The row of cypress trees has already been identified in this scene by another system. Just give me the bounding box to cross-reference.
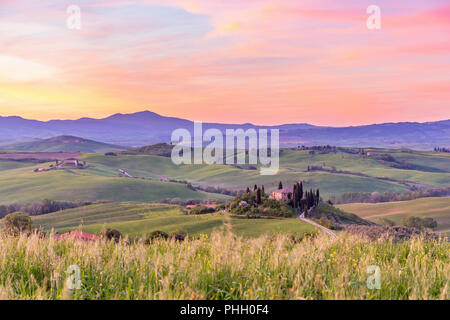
[277,180,320,212]
[292,182,319,212]
[245,184,266,205]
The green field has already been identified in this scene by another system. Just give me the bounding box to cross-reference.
[338,197,450,235]
[32,202,316,238]
[0,160,33,172]
[1,147,449,211]
[0,164,225,205]
[81,148,450,197]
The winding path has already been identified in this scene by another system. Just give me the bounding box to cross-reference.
[299,217,338,239]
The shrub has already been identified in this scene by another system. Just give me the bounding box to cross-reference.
[189,205,215,215]
[313,217,335,230]
[3,212,32,235]
[100,228,122,242]
[145,230,169,243]
[423,218,438,229]
[170,228,187,241]
[377,217,396,226]
[403,216,438,230]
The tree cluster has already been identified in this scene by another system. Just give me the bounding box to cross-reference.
[291,182,320,213]
[434,147,450,153]
[229,185,292,217]
[189,205,216,215]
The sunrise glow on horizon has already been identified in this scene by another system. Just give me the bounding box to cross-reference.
[0,0,449,126]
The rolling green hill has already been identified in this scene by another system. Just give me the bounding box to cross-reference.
[337,197,450,235]
[1,146,448,240]
[309,202,375,226]
[81,147,450,199]
[120,142,174,156]
[1,135,127,153]
[0,147,448,207]
[32,202,316,238]
[0,159,34,171]
[0,164,226,205]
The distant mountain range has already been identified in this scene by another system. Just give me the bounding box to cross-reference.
[0,111,449,150]
[0,135,127,153]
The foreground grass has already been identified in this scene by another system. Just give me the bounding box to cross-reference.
[0,230,448,300]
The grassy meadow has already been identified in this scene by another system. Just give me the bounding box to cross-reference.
[0,164,225,205]
[1,147,449,204]
[31,203,316,239]
[82,148,450,194]
[338,197,450,236]
[82,151,413,197]
[0,230,447,300]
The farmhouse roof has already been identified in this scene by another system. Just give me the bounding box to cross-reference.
[186,204,217,209]
[272,188,292,194]
[54,230,99,242]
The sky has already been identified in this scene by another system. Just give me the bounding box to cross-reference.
[0,0,449,125]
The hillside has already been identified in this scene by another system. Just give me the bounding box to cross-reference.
[32,202,316,238]
[308,202,376,227]
[0,111,449,149]
[121,142,174,156]
[1,135,126,153]
[82,148,450,199]
[338,197,450,235]
[0,146,448,206]
[0,164,226,205]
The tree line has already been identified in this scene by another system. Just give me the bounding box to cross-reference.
[331,187,450,204]
[0,199,96,218]
[434,147,450,153]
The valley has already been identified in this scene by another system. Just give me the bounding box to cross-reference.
[1,139,449,239]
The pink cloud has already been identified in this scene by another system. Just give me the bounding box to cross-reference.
[0,0,449,125]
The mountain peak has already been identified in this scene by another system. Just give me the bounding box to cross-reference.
[0,112,448,150]
[2,135,126,152]
[106,110,162,120]
[47,135,89,142]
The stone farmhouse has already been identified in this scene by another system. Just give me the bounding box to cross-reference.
[269,188,293,201]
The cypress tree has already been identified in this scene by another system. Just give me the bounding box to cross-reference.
[261,185,265,195]
[278,181,283,190]
[256,188,262,204]
[254,184,258,191]
[292,184,298,209]
[299,181,303,200]
[295,182,300,208]
[305,191,309,210]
